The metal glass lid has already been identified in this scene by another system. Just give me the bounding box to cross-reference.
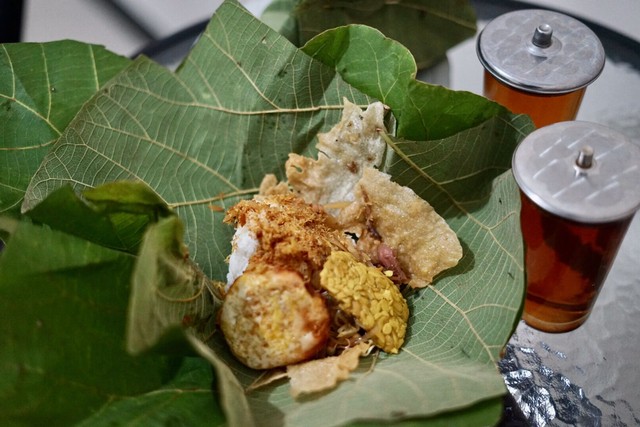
[477,9,605,94]
[512,121,640,223]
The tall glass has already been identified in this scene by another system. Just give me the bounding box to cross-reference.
[512,121,640,333]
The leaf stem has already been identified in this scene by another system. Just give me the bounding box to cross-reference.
[168,187,259,209]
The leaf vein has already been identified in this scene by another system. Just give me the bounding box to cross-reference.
[88,45,100,91]
[85,120,241,194]
[427,287,496,363]
[40,44,53,120]
[201,31,279,109]
[2,44,16,98]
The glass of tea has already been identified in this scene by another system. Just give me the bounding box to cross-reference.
[477,9,605,128]
[512,122,640,333]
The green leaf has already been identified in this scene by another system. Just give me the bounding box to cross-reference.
[294,0,477,69]
[186,333,255,427]
[83,180,172,215]
[352,396,504,426]
[15,0,531,425]
[76,357,225,427]
[25,182,172,253]
[0,41,130,215]
[121,196,251,425]
[0,217,179,427]
[127,215,218,356]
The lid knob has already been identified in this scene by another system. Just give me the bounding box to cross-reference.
[576,146,594,169]
[532,24,553,48]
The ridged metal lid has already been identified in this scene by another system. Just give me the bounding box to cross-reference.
[512,121,640,223]
[477,9,605,94]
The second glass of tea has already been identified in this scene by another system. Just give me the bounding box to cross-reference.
[512,121,640,333]
[477,9,605,128]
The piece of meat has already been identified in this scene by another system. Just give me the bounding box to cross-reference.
[377,243,409,283]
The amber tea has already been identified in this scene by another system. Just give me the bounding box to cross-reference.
[483,71,586,128]
[519,193,633,332]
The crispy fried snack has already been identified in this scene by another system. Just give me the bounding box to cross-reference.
[286,100,387,207]
[340,168,463,288]
[287,342,371,397]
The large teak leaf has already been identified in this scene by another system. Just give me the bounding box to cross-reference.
[0,41,129,215]
[25,182,173,253]
[302,24,508,141]
[17,0,531,425]
[126,215,218,356]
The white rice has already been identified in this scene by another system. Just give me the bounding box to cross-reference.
[226,225,258,292]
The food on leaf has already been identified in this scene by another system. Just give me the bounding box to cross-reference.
[286,100,387,206]
[221,194,353,370]
[223,194,356,288]
[221,194,365,370]
[219,101,462,393]
[320,251,408,354]
[220,268,330,370]
[287,342,371,397]
[340,167,463,288]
